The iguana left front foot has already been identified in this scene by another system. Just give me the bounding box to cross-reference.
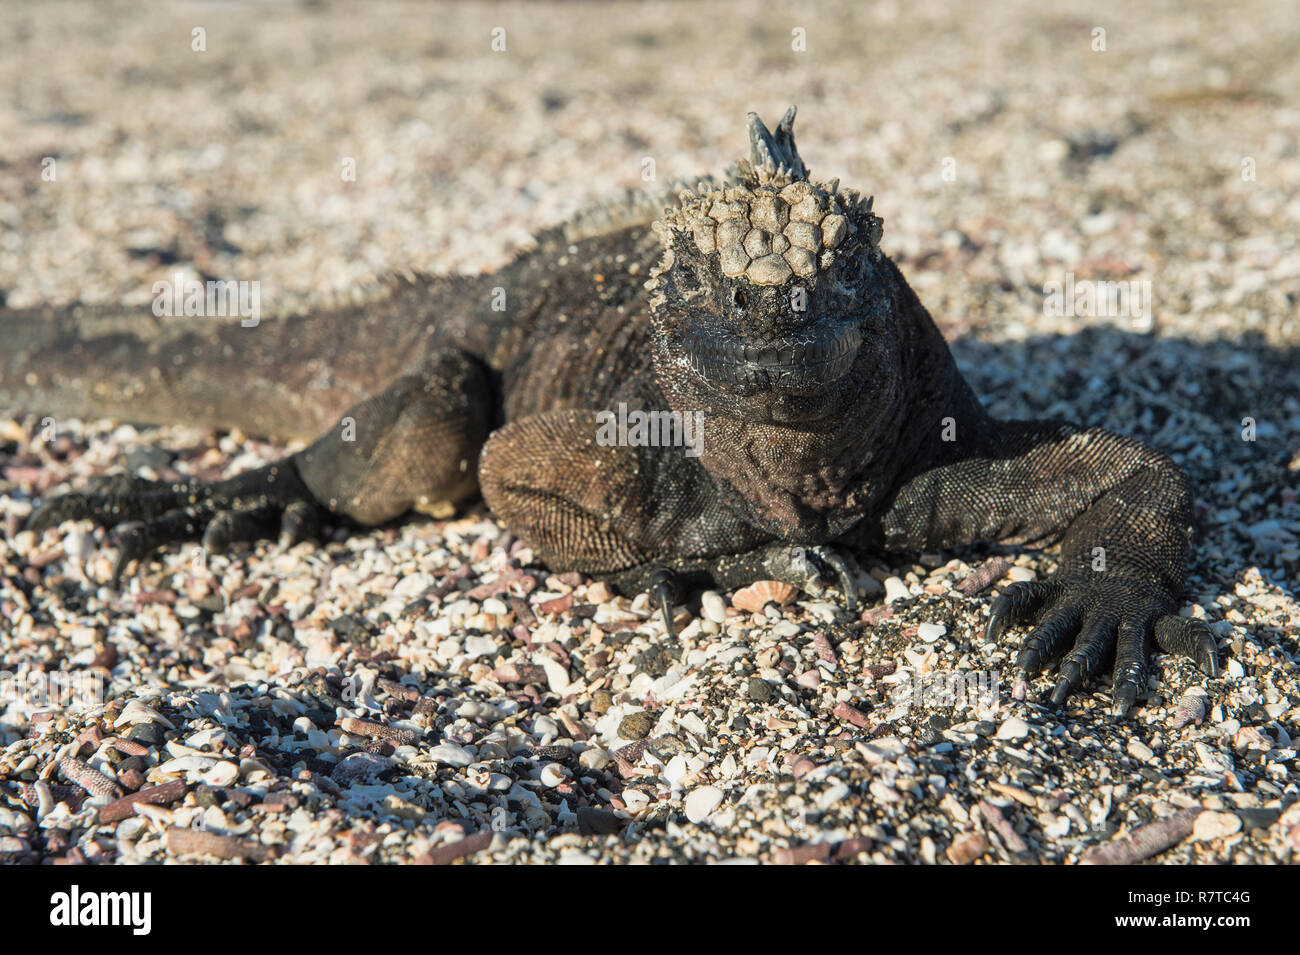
[988,575,1220,716]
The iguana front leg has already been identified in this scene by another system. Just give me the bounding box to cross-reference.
[874,420,1219,716]
[478,409,857,634]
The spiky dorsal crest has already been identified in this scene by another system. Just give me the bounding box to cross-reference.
[730,106,809,188]
[648,108,883,299]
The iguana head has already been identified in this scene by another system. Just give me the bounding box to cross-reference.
[647,107,890,427]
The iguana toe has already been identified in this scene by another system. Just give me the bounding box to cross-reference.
[278,499,321,548]
[648,567,680,639]
[764,543,858,612]
[803,545,857,615]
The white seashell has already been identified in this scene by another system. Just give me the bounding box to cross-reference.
[796,669,820,689]
[156,755,219,776]
[869,779,904,804]
[818,783,851,810]
[457,701,484,719]
[393,572,434,598]
[64,528,92,562]
[427,743,474,767]
[684,785,724,823]
[1127,739,1155,762]
[540,657,572,694]
[883,576,911,604]
[239,757,272,781]
[1234,726,1272,751]
[185,728,228,751]
[904,647,937,675]
[1195,742,1232,775]
[1172,687,1207,729]
[463,635,497,658]
[115,700,175,729]
[579,748,609,771]
[664,754,689,786]
[1043,815,1070,838]
[32,780,54,823]
[199,761,240,787]
[700,591,728,624]
[540,763,568,787]
[115,817,148,842]
[917,622,946,643]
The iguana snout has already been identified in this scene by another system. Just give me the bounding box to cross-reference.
[681,321,862,395]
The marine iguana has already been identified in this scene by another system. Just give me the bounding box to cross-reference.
[3,107,1219,715]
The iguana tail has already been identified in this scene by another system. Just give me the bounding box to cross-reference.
[0,289,430,442]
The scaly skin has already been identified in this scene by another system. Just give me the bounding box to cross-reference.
[6,108,1218,716]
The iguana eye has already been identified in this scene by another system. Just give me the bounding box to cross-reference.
[731,288,747,309]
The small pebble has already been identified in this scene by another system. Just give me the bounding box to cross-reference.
[1193,811,1243,841]
[1127,739,1154,763]
[618,711,656,741]
[996,717,1029,741]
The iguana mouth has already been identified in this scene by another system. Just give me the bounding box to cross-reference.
[683,324,861,392]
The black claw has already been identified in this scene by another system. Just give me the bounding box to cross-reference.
[1014,606,1083,681]
[279,500,320,548]
[25,506,54,533]
[1048,662,1082,708]
[986,609,1008,643]
[201,514,233,553]
[1200,645,1220,678]
[28,460,322,587]
[1111,680,1138,718]
[26,497,87,532]
[985,580,1057,645]
[1110,616,1155,719]
[109,522,146,587]
[1154,616,1221,677]
[201,505,279,553]
[649,567,678,639]
[1012,645,1039,675]
[808,547,857,614]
